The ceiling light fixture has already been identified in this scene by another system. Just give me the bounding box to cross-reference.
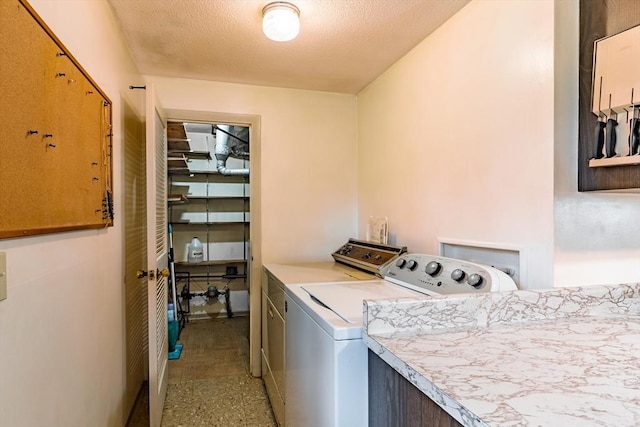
[262,2,300,42]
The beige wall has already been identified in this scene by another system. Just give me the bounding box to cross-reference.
[1,1,637,426]
[146,76,359,264]
[0,6,357,424]
[0,0,143,426]
[357,0,639,289]
[146,79,357,379]
[357,0,555,289]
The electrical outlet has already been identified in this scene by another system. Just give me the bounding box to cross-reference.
[0,252,6,301]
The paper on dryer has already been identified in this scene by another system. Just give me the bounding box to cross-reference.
[367,216,388,244]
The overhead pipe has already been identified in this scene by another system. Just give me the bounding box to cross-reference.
[215,125,249,159]
[214,125,249,176]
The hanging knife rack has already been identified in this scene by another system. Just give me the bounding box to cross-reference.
[589,25,640,168]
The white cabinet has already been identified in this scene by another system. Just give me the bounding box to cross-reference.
[261,268,285,426]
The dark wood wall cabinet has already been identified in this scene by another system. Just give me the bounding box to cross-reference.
[579,0,640,191]
[368,350,463,427]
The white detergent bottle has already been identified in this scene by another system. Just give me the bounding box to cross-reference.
[188,237,204,263]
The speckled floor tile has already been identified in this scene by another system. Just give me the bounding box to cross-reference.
[127,316,276,427]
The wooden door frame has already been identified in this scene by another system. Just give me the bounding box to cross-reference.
[165,109,262,377]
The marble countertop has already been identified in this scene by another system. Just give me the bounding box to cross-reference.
[363,283,640,427]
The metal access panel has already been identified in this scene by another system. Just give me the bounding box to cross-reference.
[439,240,521,288]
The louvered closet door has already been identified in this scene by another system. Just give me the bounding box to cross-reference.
[123,100,147,423]
[145,83,169,427]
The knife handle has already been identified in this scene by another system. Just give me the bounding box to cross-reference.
[605,118,617,158]
[631,118,640,155]
[595,121,606,159]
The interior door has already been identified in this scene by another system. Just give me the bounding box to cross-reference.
[145,83,169,427]
[123,99,147,423]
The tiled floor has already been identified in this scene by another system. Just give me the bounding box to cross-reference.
[127,316,276,427]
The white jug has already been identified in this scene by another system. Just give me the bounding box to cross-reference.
[188,237,204,263]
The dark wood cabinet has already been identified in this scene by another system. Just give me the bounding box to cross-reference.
[578,0,640,191]
[368,350,463,427]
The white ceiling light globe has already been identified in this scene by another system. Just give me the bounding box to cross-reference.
[262,2,300,42]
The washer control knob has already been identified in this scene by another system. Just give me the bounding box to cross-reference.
[407,260,418,271]
[468,273,484,288]
[395,258,407,268]
[363,252,372,259]
[425,261,442,276]
[451,269,466,282]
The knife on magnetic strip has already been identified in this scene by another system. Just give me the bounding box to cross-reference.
[595,117,606,159]
[631,109,640,155]
[605,115,618,158]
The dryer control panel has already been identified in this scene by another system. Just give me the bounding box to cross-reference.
[332,238,406,277]
[385,254,517,295]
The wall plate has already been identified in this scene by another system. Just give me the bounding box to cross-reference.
[438,239,522,288]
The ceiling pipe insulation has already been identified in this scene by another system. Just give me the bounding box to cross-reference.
[214,125,250,176]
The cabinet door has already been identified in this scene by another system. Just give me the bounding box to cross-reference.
[267,297,285,396]
[368,350,463,427]
[145,83,169,427]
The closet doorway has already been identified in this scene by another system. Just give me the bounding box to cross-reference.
[165,109,262,377]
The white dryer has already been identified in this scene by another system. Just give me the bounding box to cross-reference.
[284,253,517,427]
[261,239,406,426]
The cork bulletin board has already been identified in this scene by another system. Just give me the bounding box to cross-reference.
[0,0,113,239]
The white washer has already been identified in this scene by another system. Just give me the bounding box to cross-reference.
[284,253,517,427]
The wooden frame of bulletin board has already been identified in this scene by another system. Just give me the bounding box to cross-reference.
[0,0,114,239]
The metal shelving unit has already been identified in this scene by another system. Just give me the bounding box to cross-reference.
[167,121,250,319]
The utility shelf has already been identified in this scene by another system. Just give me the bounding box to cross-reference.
[169,170,221,176]
[167,121,212,159]
[168,138,190,151]
[168,154,188,171]
[170,220,250,225]
[167,120,250,320]
[169,150,212,160]
[174,273,247,280]
[168,194,248,203]
[174,259,247,267]
[168,144,211,160]
[168,194,189,204]
[178,195,249,200]
[168,121,188,140]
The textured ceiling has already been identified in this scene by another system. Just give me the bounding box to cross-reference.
[107,0,470,94]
